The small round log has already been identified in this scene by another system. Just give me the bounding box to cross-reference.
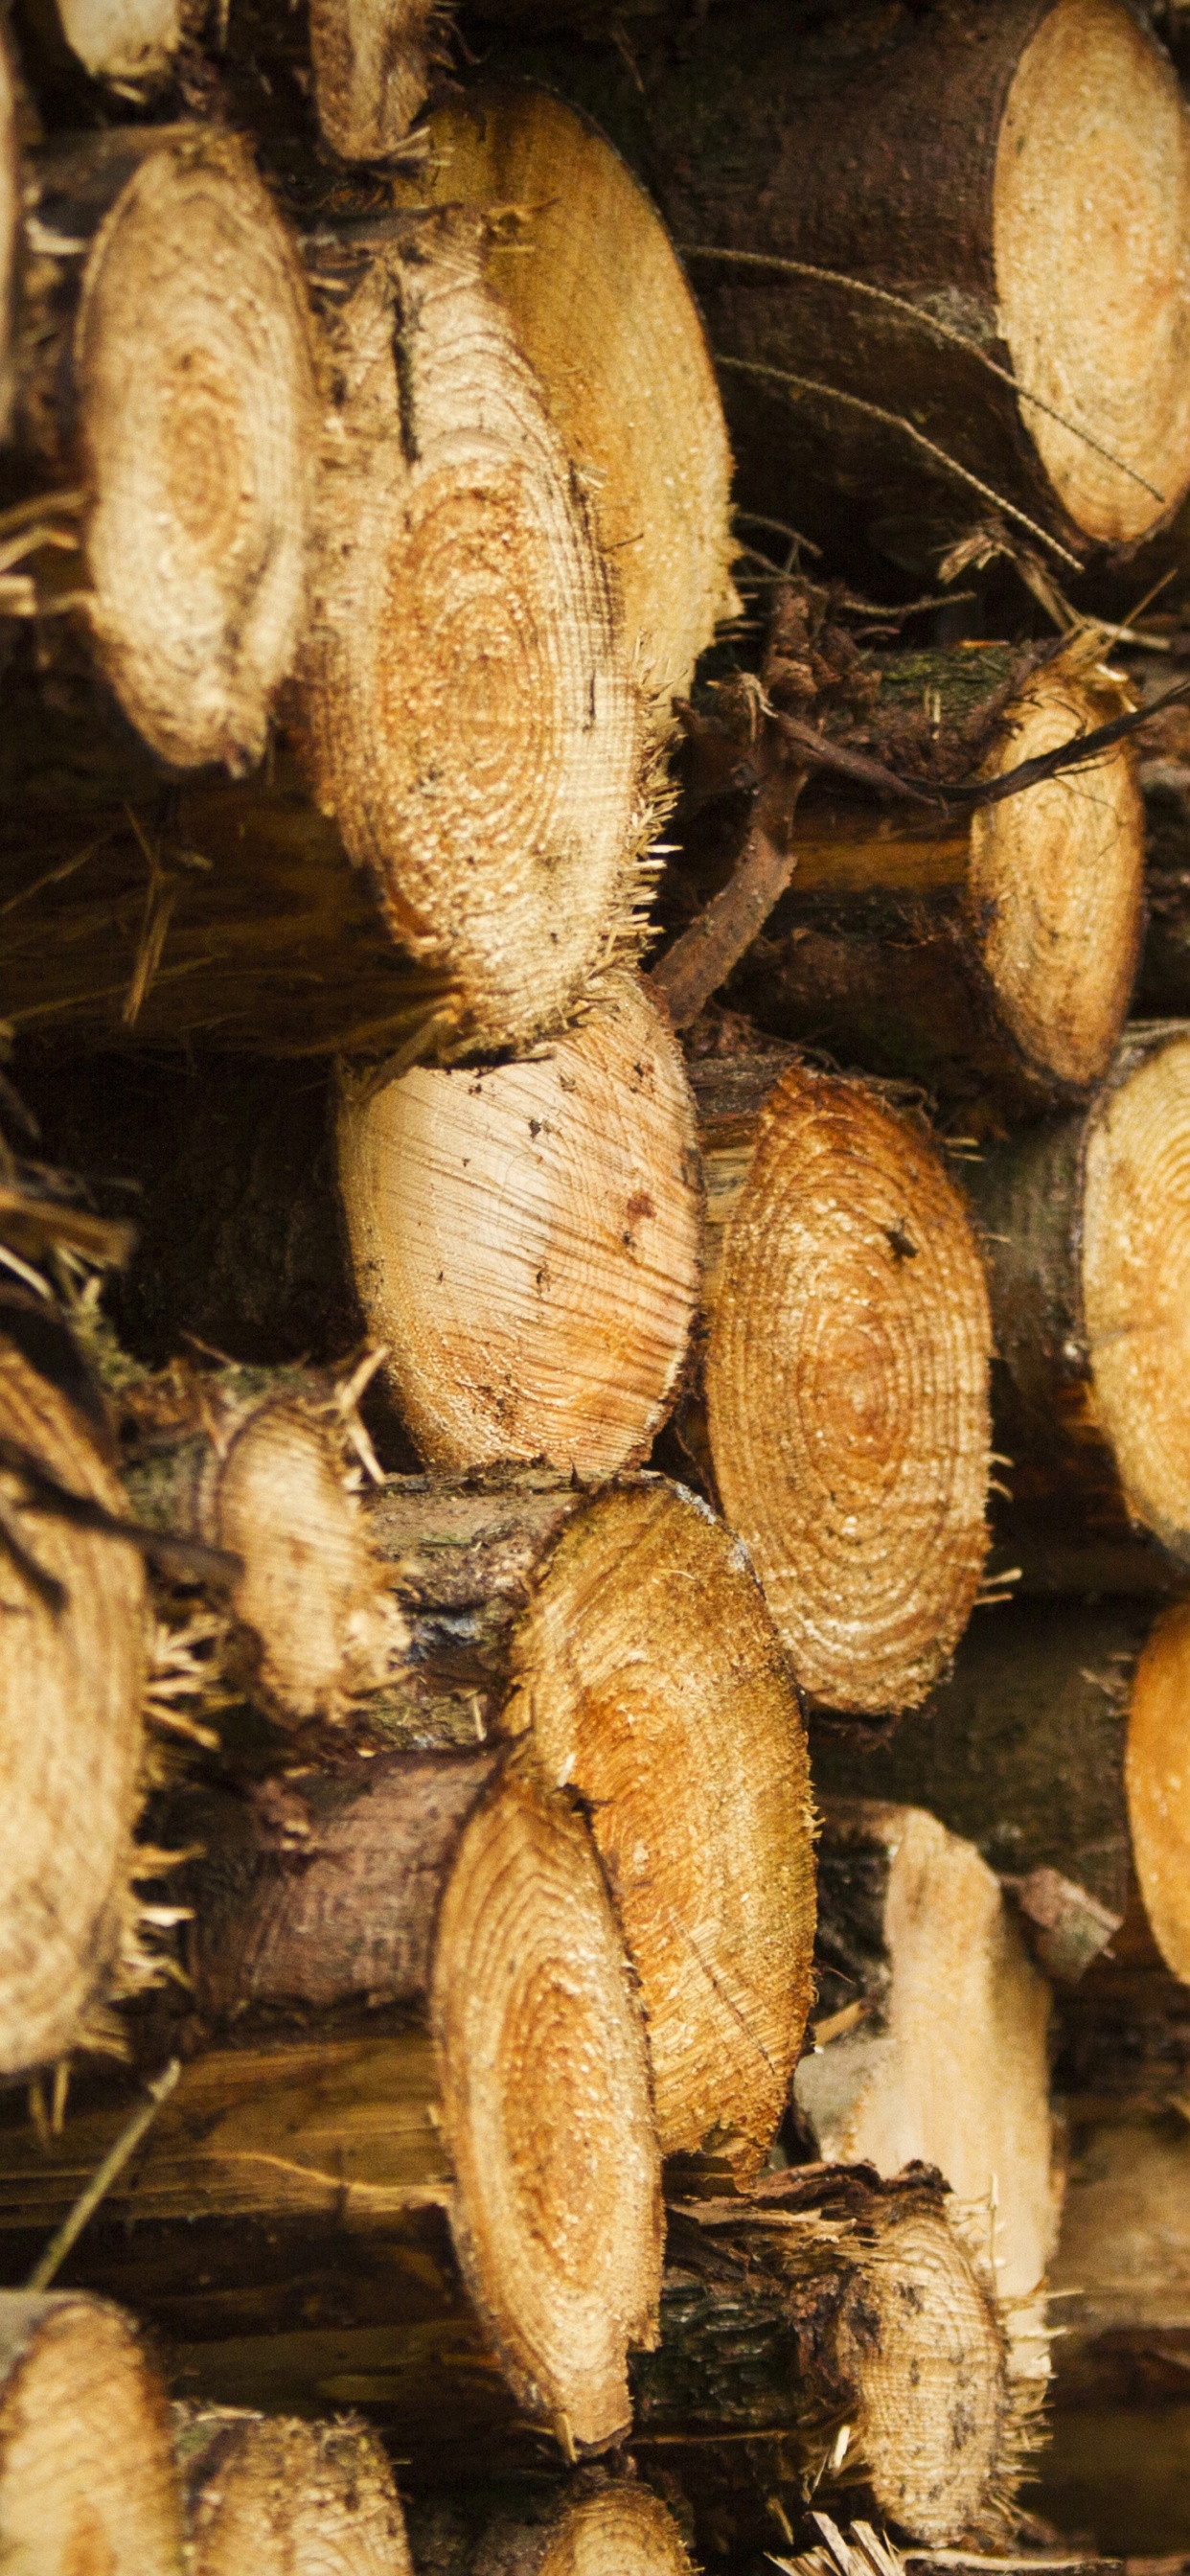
[298,208,650,1058]
[794,1799,1058,2327]
[407,2479,695,2576]
[309,0,441,157]
[177,2404,412,2574]
[1125,1601,1190,1990]
[0,2290,182,2574]
[0,1331,154,2076]
[36,0,192,85]
[734,645,1144,1116]
[389,86,735,716]
[692,1047,992,1716]
[336,971,702,1480]
[963,1023,1190,1565]
[633,2165,1018,2553]
[18,127,320,772]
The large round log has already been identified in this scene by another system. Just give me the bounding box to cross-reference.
[336,971,702,1480]
[483,0,1190,566]
[390,86,735,717]
[0,1330,158,2076]
[690,1046,992,1716]
[730,644,1144,1117]
[177,2405,412,2574]
[17,126,319,773]
[296,208,650,1058]
[794,1800,1058,2334]
[963,1024,1190,1565]
[0,2291,182,2574]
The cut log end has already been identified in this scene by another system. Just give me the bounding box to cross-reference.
[52,0,187,84]
[0,2292,181,2575]
[301,218,649,1057]
[432,1770,662,2454]
[993,0,1190,546]
[77,129,318,772]
[392,88,736,716]
[178,2405,413,2573]
[505,1480,815,2169]
[202,1392,408,1727]
[705,1070,992,1715]
[336,971,702,1481]
[836,2207,1011,2546]
[1081,1033,1190,1556]
[309,0,440,158]
[0,1339,150,2076]
[967,653,1144,1091]
[482,2484,697,2576]
[1127,1599,1190,1984]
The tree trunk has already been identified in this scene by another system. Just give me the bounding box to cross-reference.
[14,126,320,774]
[335,969,702,1482]
[687,1044,993,1718]
[0,1328,164,2078]
[131,1463,815,2174]
[807,1601,1168,1975]
[631,2165,1020,2554]
[792,1801,1058,2335]
[405,2476,696,2576]
[176,2404,413,2573]
[106,1346,408,1729]
[0,1749,663,2458]
[466,0,1190,566]
[388,84,736,715]
[961,1024,1190,1567]
[0,2289,183,2574]
[294,207,650,1062]
[727,645,1144,1119]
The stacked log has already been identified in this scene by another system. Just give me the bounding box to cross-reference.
[9,0,1190,2563]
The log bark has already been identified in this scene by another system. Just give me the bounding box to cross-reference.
[688,1045,993,1717]
[0,1328,164,2077]
[406,2477,696,2576]
[631,2165,1019,2553]
[14,126,320,773]
[2,1749,663,2456]
[0,2289,183,2574]
[389,84,736,715]
[727,644,1144,1119]
[469,0,1190,566]
[807,1602,1169,1978]
[793,1802,1058,2332]
[149,1465,815,2174]
[335,970,702,1482]
[176,2404,413,2573]
[961,1024,1190,1566]
[295,207,651,1060]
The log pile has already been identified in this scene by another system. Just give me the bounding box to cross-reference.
[4,0,1190,2566]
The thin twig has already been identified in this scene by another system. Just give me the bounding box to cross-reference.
[715,354,1084,571]
[688,245,1162,500]
[27,2059,181,2290]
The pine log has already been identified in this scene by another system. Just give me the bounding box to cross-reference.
[335,970,702,1480]
[807,1602,1174,1977]
[152,1466,815,2173]
[4,1749,663,2455]
[177,2404,412,2573]
[294,207,651,1060]
[389,84,736,714]
[26,0,196,89]
[0,2289,183,2574]
[406,2477,696,2576]
[962,1024,1190,1566]
[793,1802,1058,2333]
[631,2165,1019,2553]
[688,1046,992,1716]
[475,0,1190,565]
[0,1329,165,2077]
[14,126,320,773]
[109,1348,409,1728]
[729,645,1144,1117]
